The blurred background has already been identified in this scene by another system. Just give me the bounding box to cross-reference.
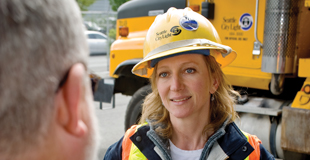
[77,0,128,55]
[77,0,131,159]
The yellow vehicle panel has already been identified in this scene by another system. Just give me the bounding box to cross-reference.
[110,38,144,77]
[292,78,310,109]
[223,66,271,90]
[210,0,266,68]
[110,16,155,76]
[210,0,270,90]
[298,58,310,77]
[306,0,310,7]
[292,59,310,109]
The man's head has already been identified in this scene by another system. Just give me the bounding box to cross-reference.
[0,0,99,159]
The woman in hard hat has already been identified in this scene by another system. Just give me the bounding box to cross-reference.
[104,7,274,160]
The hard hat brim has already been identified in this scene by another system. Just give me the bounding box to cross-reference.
[132,45,237,78]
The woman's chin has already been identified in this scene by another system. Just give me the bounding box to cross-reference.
[170,111,192,119]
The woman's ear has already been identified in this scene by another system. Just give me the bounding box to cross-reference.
[210,77,219,94]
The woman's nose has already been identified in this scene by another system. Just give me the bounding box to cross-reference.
[170,74,184,91]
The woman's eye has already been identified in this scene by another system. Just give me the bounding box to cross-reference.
[185,68,195,74]
[159,72,168,77]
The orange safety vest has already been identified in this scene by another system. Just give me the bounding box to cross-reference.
[122,124,262,160]
[243,131,261,160]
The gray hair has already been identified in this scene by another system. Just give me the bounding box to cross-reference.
[0,0,89,155]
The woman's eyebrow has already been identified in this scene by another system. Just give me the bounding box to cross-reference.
[180,61,199,66]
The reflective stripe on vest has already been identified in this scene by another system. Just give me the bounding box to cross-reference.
[242,131,261,160]
[122,124,147,160]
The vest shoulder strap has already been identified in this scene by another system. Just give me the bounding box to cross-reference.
[122,125,139,160]
[122,124,148,160]
[242,131,261,160]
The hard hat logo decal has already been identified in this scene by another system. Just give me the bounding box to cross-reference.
[170,26,182,35]
[239,13,253,31]
[179,16,198,31]
[155,30,172,41]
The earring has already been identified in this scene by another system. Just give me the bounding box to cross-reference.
[211,94,215,101]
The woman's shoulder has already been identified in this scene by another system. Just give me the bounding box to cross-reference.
[245,132,275,160]
[124,123,150,142]
[103,136,124,160]
[239,129,275,160]
[103,124,150,160]
[221,122,275,160]
[125,123,149,134]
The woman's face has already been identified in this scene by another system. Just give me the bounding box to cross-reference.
[156,54,217,120]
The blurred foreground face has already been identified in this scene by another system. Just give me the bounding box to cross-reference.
[156,54,215,120]
[0,0,100,159]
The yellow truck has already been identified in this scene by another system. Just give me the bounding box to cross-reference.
[92,0,310,159]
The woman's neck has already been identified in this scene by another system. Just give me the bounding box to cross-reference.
[169,113,212,150]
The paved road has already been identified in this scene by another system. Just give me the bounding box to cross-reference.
[88,54,109,75]
[93,95,131,160]
[88,55,131,160]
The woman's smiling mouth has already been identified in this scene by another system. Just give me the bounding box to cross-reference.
[170,96,192,102]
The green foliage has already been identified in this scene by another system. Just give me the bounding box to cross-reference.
[76,0,97,11]
[109,0,130,11]
[109,28,116,40]
[108,28,116,46]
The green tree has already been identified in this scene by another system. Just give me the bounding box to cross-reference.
[109,28,116,40]
[109,0,130,11]
[76,0,97,11]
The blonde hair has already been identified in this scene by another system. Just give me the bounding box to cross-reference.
[139,55,239,139]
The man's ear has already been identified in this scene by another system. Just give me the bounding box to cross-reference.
[210,76,219,94]
[56,63,88,137]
